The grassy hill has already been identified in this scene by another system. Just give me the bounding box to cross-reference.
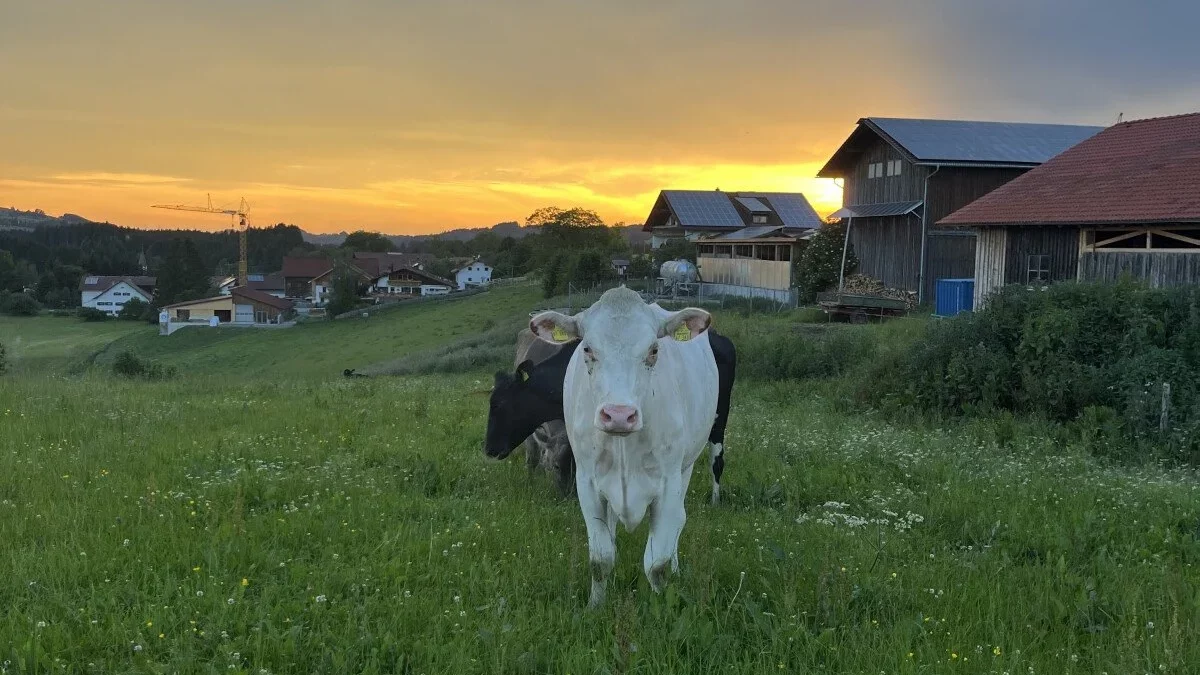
[0,287,1197,672]
[95,285,543,379]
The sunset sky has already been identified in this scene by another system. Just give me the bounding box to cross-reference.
[2,0,1198,234]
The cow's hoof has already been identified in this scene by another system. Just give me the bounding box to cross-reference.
[647,562,671,593]
[710,484,721,505]
[588,582,607,609]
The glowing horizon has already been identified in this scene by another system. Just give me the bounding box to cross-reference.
[1,1,1190,236]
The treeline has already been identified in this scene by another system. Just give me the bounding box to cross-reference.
[0,222,311,307]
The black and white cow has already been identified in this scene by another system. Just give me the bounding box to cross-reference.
[485,303,736,505]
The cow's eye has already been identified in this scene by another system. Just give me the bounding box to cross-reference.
[646,344,659,366]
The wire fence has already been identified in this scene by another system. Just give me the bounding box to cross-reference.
[561,276,798,315]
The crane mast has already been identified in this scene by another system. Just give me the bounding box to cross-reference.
[151,194,251,286]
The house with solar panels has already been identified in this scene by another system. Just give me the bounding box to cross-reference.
[818,117,1104,304]
[642,190,822,302]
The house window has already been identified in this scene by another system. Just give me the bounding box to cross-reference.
[752,214,768,224]
[893,159,902,176]
[867,163,877,179]
[885,159,902,176]
[1027,254,1051,283]
[178,309,190,321]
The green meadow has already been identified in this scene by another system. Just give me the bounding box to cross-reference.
[0,285,1197,673]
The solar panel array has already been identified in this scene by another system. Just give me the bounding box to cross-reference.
[870,118,1105,165]
[663,191,746,228]
[745,193,823,229]
[735,196,771,213]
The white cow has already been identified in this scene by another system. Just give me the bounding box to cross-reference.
[530,287,719,607]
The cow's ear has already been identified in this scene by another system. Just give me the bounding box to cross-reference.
[660,307,711,340]
[516,359,534,383]
[530,311,579,343]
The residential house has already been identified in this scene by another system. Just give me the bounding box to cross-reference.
[938,112,1200,306]
[163,286,294,325]
[818,117,1104,303]
[79,275,156,316]
[368,266,455,298]
[642,190,822,249]
[611,258,630,278]
[282,256,334,299]
[452,258,492,290]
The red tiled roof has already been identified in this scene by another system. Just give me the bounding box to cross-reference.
[282,256,333,279]
[230,286,294,310]
[939,113,1200,227]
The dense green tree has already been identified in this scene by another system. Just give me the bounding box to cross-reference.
[542,253,567,299]
[653,239,697,268]
[155,238,213,307]
[796,221,857,302]
[2,292,41,316]
[342,230,394,252]
[567,249,616,290]
[628,255,656,280]
[326,263,364,317]
[118,298,150,321]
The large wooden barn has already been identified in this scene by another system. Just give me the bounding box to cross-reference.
[818,117,1103,303]
[939,112,1200,305]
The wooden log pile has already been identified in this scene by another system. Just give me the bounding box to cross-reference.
[840,274,919,310]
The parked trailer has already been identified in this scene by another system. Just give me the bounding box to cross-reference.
[816,291,907,324]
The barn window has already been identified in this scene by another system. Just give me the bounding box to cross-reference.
[778,245,792,261]
[1027,254,1051,283]
[734,245,753,258]
[754,245,777,261]
[698,244,714,255]
[886,160,895,176]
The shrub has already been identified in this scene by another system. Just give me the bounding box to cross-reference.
[1,292,41,316]
[796,221,857,303]
[869,281,1200,463]
[118,298,150,321]
[78,307,111,322]
[112,351,176,380]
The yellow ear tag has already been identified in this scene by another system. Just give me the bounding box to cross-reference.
[673,324,691,341]
[551,326,568,342]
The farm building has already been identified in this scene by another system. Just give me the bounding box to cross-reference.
[818,117,1104,303]
[282,256,333,299]
[696,226,811,303]
[163,287,294,325]
[939,112,1200,305]
[452,258,492,290]
[642,190,822,249]
[79,275,155,316]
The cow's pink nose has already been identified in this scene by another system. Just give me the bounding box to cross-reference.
[599,405,640,433]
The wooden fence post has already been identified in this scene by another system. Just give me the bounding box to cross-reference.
[1160,382,1172,432]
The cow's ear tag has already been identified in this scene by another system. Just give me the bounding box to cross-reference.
[673,324,691,341]
[551,326,569,342]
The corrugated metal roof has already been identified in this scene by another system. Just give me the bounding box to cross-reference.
[662,190,745,228]
[831,200,923,219]
[708,226,792,240]
[734,196,771,213]
[870,118,1104,165]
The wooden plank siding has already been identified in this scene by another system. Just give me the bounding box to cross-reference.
[848,215,923,292]
[842,137,927,206]
[924,232,977,303]
[696,258,793,291]
[974,228,1008,306]
[924,168,1029,225]
[1003,227,1080,285]
[1080,251,1200,287]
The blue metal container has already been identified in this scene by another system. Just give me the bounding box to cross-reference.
[934,278,974,317]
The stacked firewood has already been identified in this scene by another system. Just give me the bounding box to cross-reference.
[840,274,919,309]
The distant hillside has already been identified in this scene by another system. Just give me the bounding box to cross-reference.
[0,207,97,230]
[299,220,650,247]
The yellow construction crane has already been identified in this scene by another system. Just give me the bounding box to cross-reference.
[151,194,251,286]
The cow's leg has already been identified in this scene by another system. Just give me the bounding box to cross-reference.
[577,478,616,608]
[644,481,687,593]
[554,446,576,499]
[709,442,725,505]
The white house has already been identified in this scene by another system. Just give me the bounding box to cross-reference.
[80,276,155,316]
[368,267,454,298]
[453,259,492,290]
